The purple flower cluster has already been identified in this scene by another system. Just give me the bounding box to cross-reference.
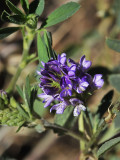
[37,53,104,116]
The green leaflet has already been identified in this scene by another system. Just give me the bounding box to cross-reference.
[7,15,26,24]
[106,38,120,53]
[43,31,57,60]
[20,0,29,15]
[33,87,48,117]
[41,2,80,28]
[6,0,24,16]
[1,10,11,22]
[1,11,26,24]
[97,137,120,157]
[37,32,49,66]
[54,106,77,128]
[113,0,120,27]
[35,0,45,16]
[109,74,120,92]
[16,85,24,99]
[0,27,20,40]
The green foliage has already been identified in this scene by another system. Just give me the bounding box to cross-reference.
[8,15,26,24]
[106,38,120,53]
[41,2,80,28]
[33,87,48,117]
[1,11,26,24]
[1,11,11,22]
[37,32,49,66]
[114,112,120,129]
[113,0,120,27]
[54,106,77,128]
[43,31,57,60]
[109,74,120,92]
[16,85,24,99]
[0,27,20,40]
[20,0,29,15]
[97,137,120,157]
[6,0,24,16]
[35,0,45,16]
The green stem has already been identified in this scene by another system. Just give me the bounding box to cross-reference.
[7,27,35,94]
[84,108,93,136]
[42,118,88,142]
[79,112,86,150]
[84,119,106,154]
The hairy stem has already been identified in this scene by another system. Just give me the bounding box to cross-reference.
[7,27,35,94]
[42,118,88,142]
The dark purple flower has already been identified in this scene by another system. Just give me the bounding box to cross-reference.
[68,64,76,78]
[37,53,104,116]
[60,76,72,98]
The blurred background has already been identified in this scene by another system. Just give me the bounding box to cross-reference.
[0,0,120,159]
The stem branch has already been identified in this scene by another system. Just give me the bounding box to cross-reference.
[84,119,106,154]
[42,118,88,142]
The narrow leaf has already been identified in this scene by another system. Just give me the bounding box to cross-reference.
[20,0,29,15]
[1,10,11,22]
[37,32,49,66]
[109,74,120,92]
[25,76,31,99]
[7,15,26,24]
[97,137,120,157]
[6,0,24,16]
[41,2,80,28]
[35,0,45,16]
[44,31,55,59]
[0,27,19,40]
[44,31,57,59]
[17,103,29,119]
[16,85,24,99]
[106,38,120,53]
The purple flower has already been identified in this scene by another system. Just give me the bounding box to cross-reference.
[76,77,89,93]
[0,90,7,97]
[50,101,67,114]
[60,76,72,98]
[68,64,76,78]
[69,98,86,116]
[37,53,104,116]
[58,53,67,65]
[73,104,86,116]
[79,55,92,72]
[38,93,54,108]
[92,74,104,89]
